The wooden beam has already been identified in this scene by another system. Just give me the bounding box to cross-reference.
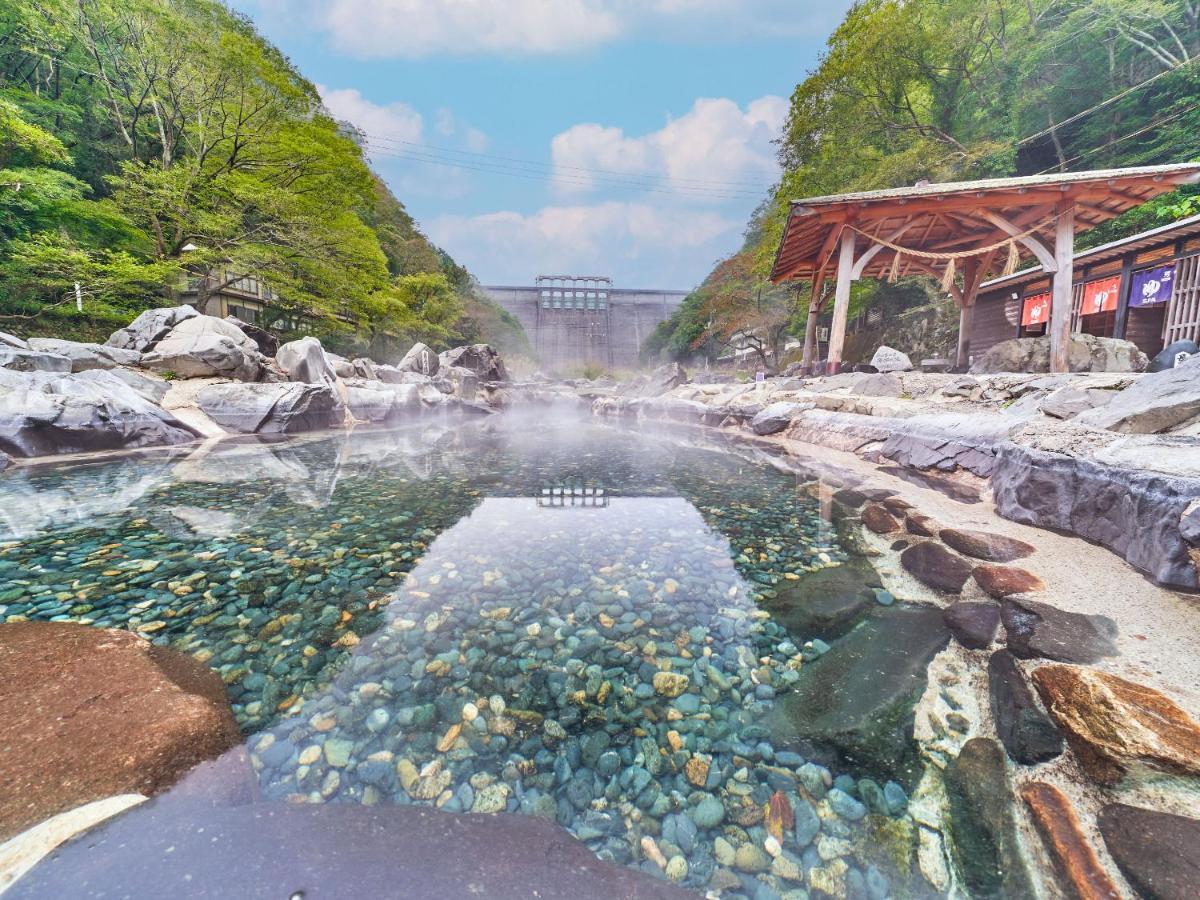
[1050,202,1076,373]
[982,211,1058,272]
[850,222,917,279]
[826,228,856,373]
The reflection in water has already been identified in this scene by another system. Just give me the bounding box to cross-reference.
[0,417,924,897]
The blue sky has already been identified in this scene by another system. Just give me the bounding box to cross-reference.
[231,1,852,289]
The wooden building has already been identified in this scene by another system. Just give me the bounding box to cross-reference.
[971,213,1200,361]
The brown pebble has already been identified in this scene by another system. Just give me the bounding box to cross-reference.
[973,564,1045,598]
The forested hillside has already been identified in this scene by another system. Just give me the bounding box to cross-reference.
[0,0,528,358]
[647,0,1200,367]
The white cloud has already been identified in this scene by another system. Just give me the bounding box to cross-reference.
[318,85,424,143]
[551,95,786,199]
[427,202,738,286]
[256,0,852,58]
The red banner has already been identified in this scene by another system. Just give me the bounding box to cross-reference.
[1081,275,1121,316]
[1022,292,1050,327]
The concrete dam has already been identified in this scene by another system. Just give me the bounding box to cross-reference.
[480,276,688,372]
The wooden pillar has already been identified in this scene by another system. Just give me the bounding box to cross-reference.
[801,272,824,374]
[956,303,974,370]
[826,228,856,374]
[1050,202,1075,373]
[1113,252,1135,340]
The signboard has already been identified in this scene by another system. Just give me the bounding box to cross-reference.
[1130,263,1175,308]
[755,369,765,383]
[1081,275,1121,316]
[1021,292,1051,327]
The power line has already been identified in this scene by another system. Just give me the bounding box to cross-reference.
[360,132,777,189]
[1034,100,1200,175]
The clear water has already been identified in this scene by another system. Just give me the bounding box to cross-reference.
[1,416,930,897]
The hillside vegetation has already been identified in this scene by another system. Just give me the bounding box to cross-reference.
[0,0,528,358]
[647,0,1200,367]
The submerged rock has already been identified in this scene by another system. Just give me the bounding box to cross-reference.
[900,541,974,593]
[760,555,880,640]
[0,622,240,841]
[939,528,1035,563]
[1031,664,1200,785]
[942,601,1000,650]
[770,605,950,784]
[943,737,1034,898]
[1020,783,1121,900]
[1098,803,1200,900]
[987,650,1062,764]
[1001,598,1117,663]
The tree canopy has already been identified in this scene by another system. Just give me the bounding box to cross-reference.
[649,0,1200,366]
[0,0,526,357]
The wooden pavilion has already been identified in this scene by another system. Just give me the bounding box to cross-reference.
[769,163,1200,373]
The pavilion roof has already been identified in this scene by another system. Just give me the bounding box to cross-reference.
[770,163,1200,283]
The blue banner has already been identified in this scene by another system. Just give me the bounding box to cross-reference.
[1129,264,1175,308]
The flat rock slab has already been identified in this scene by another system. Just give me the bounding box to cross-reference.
[1020,783,1121,900]
[939,528,1035,562]
[988,650,1063,764]
[942,601,1000,650]
[904,512,939,537]
[1001,598,1118,663]
[1076,353,1200,433]
[1031,664,1200,785]
[8,800,694,900]
[1098,803,1200,900]
[900,541,975,593]
[876,465,982,504]
[0,622,240,841]
[972,564,1045,598]
[760,556,880,640]
[770,605,950,784]
[861,504,900,534]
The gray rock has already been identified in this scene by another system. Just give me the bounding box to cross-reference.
[1098,803,1200,900]
[223,316,279,357]
[441,365,479,401]
[992,442,1200,589]
[1076,354,1200,433]
[1001,597,1118,663]
[106,304,198,352]
[0,347,71,373]
[849,373,903,397]
[970,334,1147,374]
[345,381,420,424]
[104,368,171,405]
[636,362,687,397]
[770,605,951,784]
[869,346,912,373]
[398,342,441,377]
[750,402,808,436]
[351,358,378,380]
[0,369,198,457]
[987,650,1063,764]
[324,353,357,380]
[762,555,879,640]
[197,382,343,434]
[439,344,507,382]
[142,315,262,381]
[0,331,30,349]
[276,337,340,391]
[1148,339,1198,373]
[0,449,10,471]
[27,338,141,373]
[1039,386,1115,420]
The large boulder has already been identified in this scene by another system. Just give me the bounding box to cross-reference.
[440,365,479,401]
[344,381,420,424]
[970,334,1147,374]
[440,343,507,382]
[869,345,913,373]
[0,622,240,841]
[0,369,199,458]
[1075,354,1200,433]
[750,401,808,435]
[324,353,356,379]
[1147,339,1198,373]
[196,382,342,434]
[223,316,279,357]
[26,338,141,373]
[1031,664,1200,785]
[0,347,71,373]
[351,357,377,380]
[142,315,262,381]
[398,342,440,377]
[637,362,688,397]
[275,337,339,391]
[106,304,198,352]
[1039,385,1116,420]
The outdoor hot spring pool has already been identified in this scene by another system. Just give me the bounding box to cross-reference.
[1,416,950,898]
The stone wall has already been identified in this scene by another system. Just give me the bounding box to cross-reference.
[842,300,960,366]
[480,286,687,374]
